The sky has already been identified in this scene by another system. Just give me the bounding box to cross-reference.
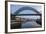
[10,4,42,14]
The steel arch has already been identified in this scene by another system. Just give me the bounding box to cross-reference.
[14,6,40,15]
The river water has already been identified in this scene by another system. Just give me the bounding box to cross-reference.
[21,21,41,28]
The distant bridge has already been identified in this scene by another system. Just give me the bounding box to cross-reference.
[11,6,41,25]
